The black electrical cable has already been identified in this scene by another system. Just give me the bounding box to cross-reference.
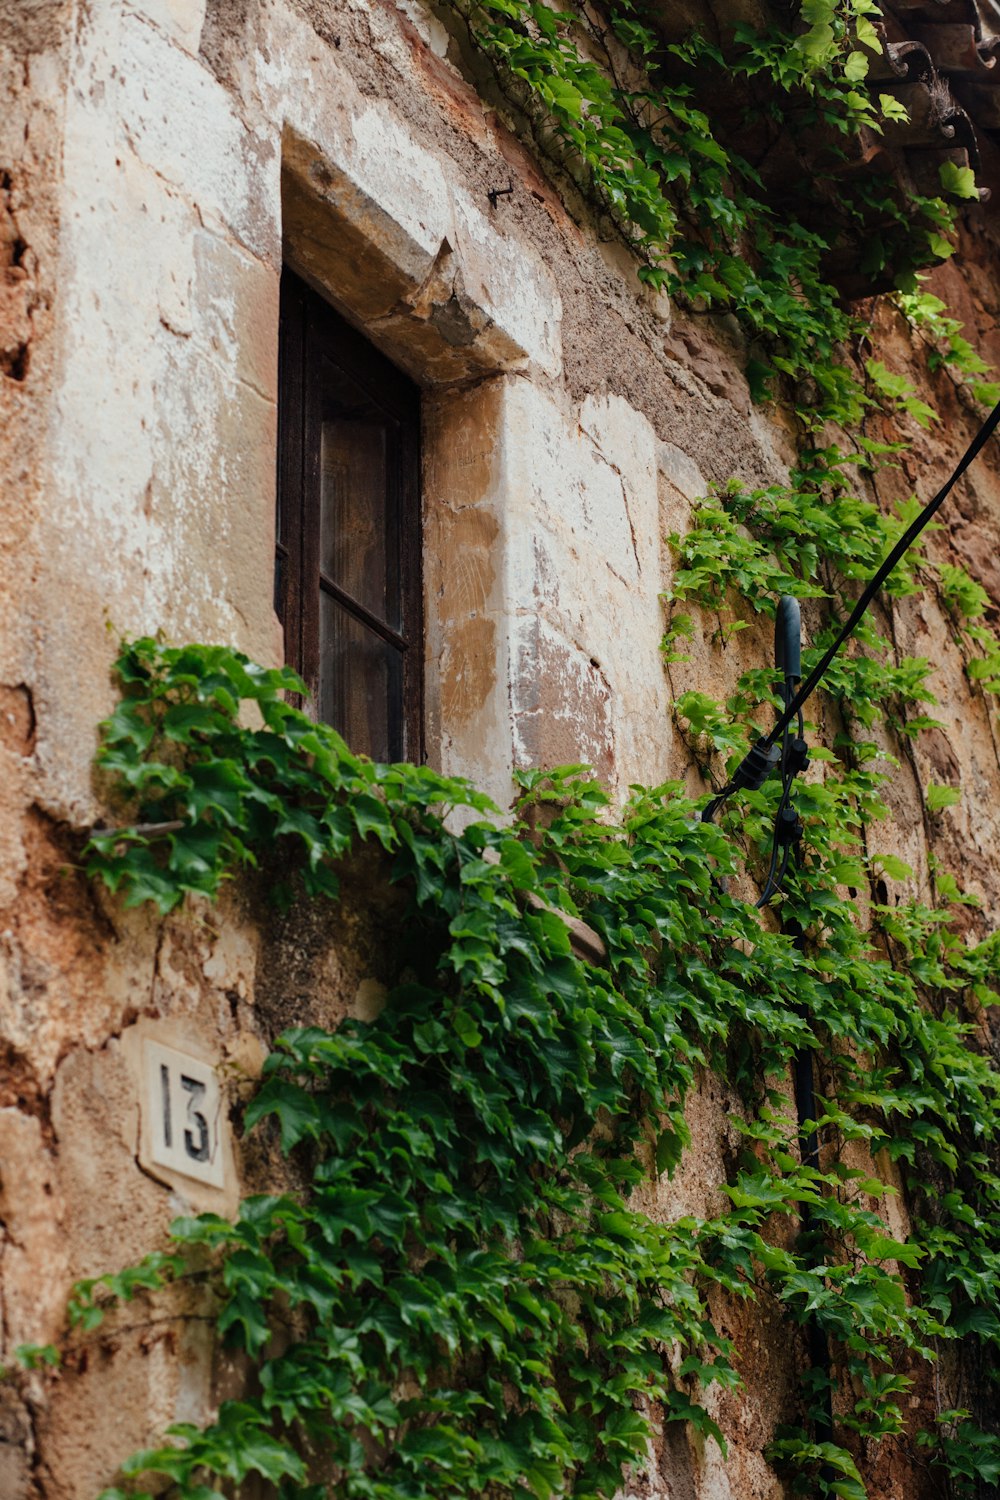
[764,395,1000,752]
[757,737,793,907]
[700,386,989,853]
[783,843,836,1457]
[703,395,1000,829]
[757,692,804,907]
[757,794,788,905]
[774,839,793,895]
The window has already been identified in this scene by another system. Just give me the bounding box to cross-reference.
[276,269,422,762]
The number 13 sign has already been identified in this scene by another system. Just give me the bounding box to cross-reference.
[142,1039,226,1189]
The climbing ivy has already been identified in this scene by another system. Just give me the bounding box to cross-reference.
[450,0,975,420]
[658,340,1000,1489]
[895,284,1000,411]
[9,626,989,1500]
[7,2,999,1497]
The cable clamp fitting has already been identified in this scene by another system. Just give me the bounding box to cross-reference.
[787,737,810,776]
[731,740,781,793]
[776,805,804,847]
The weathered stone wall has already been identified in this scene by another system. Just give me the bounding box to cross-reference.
[2,0,1000,1495]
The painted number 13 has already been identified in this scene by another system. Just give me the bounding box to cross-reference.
[161,1064,211,1163]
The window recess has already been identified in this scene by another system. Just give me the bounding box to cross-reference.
[276,269,422,762]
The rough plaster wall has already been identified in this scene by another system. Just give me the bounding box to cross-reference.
[0,6,75,1492]
[1,0,1000,1495]
[40,0,281,827]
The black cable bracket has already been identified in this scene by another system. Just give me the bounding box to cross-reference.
[487,181,514,210]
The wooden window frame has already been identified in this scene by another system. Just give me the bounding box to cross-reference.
[276,268,423,762]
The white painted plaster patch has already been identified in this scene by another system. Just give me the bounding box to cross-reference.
[115,10,278,260]
[125,0,208,55]
[659,440,708,501]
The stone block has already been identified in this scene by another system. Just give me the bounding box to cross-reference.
[426,377,675,798]
[511,617,614,784]
[500,381,672,793]
[279,20,562,382]
[658,440,708,503]
[451,192,562,377]
[284,129,560,383]
[150,350,278,665]
[423,380,513,808]
[111,10,278,260]
[0,1388,33,1500]
[282,159,421,327]
[281,115,450,310]
[433,505,501,731]
[51,1043,158,1279]
[192,228,279,402]
[35,112,280,812]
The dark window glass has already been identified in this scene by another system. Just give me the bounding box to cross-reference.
[319,597,401,757]
[276,269,422,761]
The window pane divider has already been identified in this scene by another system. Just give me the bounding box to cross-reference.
[318,571,409,652]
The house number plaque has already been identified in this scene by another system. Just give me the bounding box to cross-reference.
[142,1039,226,1189]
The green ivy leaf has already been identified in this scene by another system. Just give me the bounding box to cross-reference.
[939,161,979,200]
[925,783,961,814]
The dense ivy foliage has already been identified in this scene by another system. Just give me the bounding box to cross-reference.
[37,630,995,1500]
[664,439,1000,762]
[452,0,978,420]
[659,398,1000,1490]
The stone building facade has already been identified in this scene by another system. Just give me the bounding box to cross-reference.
[3,0,1000,1496]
